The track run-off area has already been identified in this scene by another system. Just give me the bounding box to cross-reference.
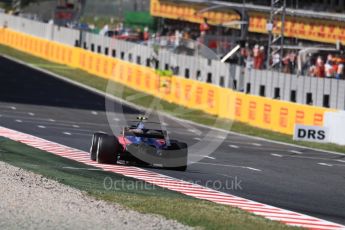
[0,56,345,229]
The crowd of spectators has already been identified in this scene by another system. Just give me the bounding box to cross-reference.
[148,23,345,81]
[239,44,266,70]
[63,16,345,80]
[236,43,345,79]
[237,43,297,73]
[305,54,345,79]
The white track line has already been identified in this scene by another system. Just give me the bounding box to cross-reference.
[195,155,216,160]
[246,167,262,172]
[191,161,262,172]
[188,129,196,133]
[289,150,303,154]
[318,163,333,167]
[204,156,216,160]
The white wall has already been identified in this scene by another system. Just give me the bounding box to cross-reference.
[324,111,345,145]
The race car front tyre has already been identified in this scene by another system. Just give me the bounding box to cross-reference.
[90,132,107,161]
[96,135,120,164]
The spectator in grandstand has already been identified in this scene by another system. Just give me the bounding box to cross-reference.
[310,56,325,78]
[174,30,182,47]
[137,28,144,41]
[337,62,344,79]
[238,44,248,66]
[272,52,281,70]
[245,50,254,70]
[325,54,334,78]
[257,46,265,69]
[200,18,210,36]
[301,53,313,76]
[334,56,345,79]
[290,51,297,74]
[282,54,290,73]
[183,29,191,40]
[199,18,209,44]
[282,51,297,74]
[143,27,150,41]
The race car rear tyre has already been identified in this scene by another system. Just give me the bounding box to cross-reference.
[90,132,107,161]
[173,142,188,171]
[164,142,188,171]
[96,135,120,164]
[173,165,187,171]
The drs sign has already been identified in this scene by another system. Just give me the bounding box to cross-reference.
[293,125,329,143]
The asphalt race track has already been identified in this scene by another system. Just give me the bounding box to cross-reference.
[1,56,345,225]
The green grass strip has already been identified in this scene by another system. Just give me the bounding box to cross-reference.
[0,44,344,154]
[0,137,299,230]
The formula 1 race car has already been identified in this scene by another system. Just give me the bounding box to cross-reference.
[89,116,188,171]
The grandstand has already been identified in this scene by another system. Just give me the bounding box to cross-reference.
[149,0,345,109]
[151,0,345,67]
[151,0,345,44]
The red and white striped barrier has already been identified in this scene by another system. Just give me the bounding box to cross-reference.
[0,126,344,230]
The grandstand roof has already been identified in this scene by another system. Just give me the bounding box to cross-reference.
[173,0,345,22]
